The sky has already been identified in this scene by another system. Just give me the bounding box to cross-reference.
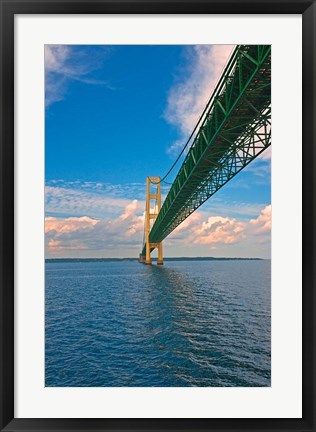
[45,45,271,259]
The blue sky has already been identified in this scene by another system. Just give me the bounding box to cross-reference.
[45,45,271,259]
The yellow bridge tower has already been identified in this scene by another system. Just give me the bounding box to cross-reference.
[139,177,163,265]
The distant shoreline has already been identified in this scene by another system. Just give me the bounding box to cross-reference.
[46,257,265,263]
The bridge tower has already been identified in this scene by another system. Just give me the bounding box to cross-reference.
[139,177,163,265]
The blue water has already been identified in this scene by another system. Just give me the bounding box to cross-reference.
[45,260,270,387]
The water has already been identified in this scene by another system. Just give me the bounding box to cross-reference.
[45,260,270,387]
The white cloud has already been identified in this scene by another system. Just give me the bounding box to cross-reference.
[45,215,98,234]
[45,200,144,257]
[45,45,113,107]
[45,185,135,219]
[257,146,272,161]
[167,205,271,254]
[191,216,245,245]
[248,204,271,235]
[45,45,70,75]
[46,179,147,199]
[163,44,271,166]
[45,203,271,258]
[171,211,202,236]
[45,182,147,219]
[164,45,235,155]
[45,178,271,257]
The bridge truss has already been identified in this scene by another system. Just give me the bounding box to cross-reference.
[141,45,271,260]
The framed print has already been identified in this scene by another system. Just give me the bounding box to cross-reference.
[0,1,315,431]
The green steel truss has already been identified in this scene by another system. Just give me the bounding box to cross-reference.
[142,45,271,256]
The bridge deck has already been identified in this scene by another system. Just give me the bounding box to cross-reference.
[141,45,271,257]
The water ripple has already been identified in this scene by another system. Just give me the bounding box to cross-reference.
[46,260,270,387]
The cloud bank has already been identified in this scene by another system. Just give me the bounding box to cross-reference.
[170,205,271,246]
[45,200,144,256]
[45,202,271,258]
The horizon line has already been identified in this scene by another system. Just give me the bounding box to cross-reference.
[46,256,267,261]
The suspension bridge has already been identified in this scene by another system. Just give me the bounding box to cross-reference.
[139,45,271,265]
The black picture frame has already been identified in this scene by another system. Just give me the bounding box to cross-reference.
[0,1,315,431]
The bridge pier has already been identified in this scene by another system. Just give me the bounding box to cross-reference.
[139,254,146,263]
[140,176,164,265]
[145,250,152,265]
[157,242,163,265]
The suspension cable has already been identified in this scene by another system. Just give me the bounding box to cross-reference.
[151,45,236,186]
[142,214,145,247]
[150,101,211,185]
